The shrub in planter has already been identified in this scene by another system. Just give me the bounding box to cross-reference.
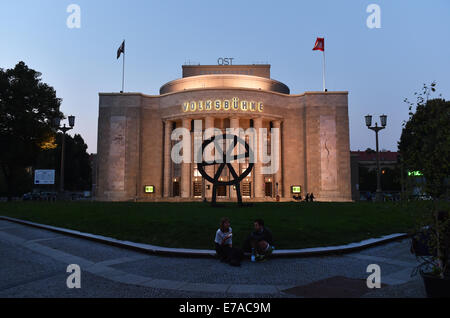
[411,209,450,298]
[420,269,450,298]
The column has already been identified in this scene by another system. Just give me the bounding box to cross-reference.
[273,120,283,198]
[229,117,240,199]
[204,116,214,199]
[163,120,172,197]
[181,118,191,198]
[253,117,264,198]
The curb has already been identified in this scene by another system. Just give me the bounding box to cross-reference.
[0,216,409,258]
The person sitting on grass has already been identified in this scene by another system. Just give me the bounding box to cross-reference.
[243,219,274,261]
[214,217,233,263]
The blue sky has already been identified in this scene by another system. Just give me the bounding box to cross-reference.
[1,0,449,154]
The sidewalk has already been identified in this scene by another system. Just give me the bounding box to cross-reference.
[0,218,425,297]
[0,216,408,258]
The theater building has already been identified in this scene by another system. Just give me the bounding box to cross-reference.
[96,64,352,202]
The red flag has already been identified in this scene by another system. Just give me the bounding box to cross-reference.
[313,37,324,51]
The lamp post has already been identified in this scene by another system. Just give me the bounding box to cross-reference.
[53,116,75,194]
[365,114,387,202]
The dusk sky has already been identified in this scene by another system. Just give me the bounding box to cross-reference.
[1,0,449,154]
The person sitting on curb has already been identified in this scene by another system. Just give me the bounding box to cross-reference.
[243,219,274,261]
[214,217,244,266]
[214,217,233,263]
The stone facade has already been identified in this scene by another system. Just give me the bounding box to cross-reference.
[96,65,352,202]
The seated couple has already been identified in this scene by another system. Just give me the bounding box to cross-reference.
[214,217,275,266]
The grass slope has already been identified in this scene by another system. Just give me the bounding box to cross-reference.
[0,201,436,249]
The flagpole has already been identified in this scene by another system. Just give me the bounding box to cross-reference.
[121,40,125,93]
[322,50,326,92]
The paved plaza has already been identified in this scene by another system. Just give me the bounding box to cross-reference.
[0,219,426,298]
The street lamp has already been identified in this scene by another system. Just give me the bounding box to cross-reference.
[53,116,75,193]
[365,114,387,202]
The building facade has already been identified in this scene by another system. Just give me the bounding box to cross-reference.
[96,64,352,202]
[350,150,400,200]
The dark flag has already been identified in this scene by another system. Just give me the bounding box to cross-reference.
[312,37,325,51]
[117,40,125,59]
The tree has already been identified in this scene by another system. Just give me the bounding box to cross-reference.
[62,133,92,191]
[0,61,63,200]
[398,83,450,198]
[35,133,92,191]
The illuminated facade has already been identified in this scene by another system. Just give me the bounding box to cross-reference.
[96,64,352,202]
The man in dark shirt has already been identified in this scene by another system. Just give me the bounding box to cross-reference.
[243,219,274,260]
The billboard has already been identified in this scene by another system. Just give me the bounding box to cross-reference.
[34,170,55,185]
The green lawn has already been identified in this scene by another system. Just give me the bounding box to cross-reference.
[0,201,441,249]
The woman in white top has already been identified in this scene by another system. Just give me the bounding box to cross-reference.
[214,217,232,262]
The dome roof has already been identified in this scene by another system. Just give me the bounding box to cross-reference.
[160,74,290,95]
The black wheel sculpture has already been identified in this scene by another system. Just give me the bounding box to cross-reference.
[197,133,254,205]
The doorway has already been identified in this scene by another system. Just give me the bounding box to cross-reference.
[172,181,180,197]
[265,182,273,197]
[242,182,251,198]
[193,181,202,197]
[216,185,227,197]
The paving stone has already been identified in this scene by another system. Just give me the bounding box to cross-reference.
[227,284,279,294]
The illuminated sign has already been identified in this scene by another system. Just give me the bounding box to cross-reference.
[144,185,155,193]
[34,170,55,185]
[408,171,423,177]
[291,186,301,194]
[182,98,263,113]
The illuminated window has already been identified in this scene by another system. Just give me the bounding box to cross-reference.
[193,167,202,177]
[241,166,251,177]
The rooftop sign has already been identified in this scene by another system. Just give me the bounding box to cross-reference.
[217,57,234,65]
[182,98,263,113]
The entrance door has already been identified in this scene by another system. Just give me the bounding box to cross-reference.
[265,182,273,197]
[242,182,251,198]
[193,181,202,197]
[173,181,180,197]
[216,185,227,197]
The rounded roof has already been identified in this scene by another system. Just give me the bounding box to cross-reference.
[159,74,290,95]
